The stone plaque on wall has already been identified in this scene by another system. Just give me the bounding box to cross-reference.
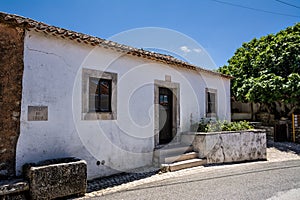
[28,106,48,121]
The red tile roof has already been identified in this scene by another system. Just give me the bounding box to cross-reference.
[0,12,232,79]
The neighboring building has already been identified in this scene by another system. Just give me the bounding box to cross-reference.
[0,12,231,179]
[231,101,260,121]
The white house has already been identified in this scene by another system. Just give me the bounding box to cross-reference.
[0,12,231,179]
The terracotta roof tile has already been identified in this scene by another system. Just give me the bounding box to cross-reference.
[0,12,232,79]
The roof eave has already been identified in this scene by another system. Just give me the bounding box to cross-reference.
[0,12,232,79]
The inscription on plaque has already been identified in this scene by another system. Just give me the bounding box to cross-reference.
[28,106,48,121]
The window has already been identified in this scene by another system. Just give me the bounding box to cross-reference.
[82,68,117,120]
[206,88,217,117]
[89,78,112,112]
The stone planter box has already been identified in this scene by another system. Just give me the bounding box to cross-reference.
[23,157,87,200]
[181,130,267,164]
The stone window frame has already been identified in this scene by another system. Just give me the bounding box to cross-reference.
[82,68,117,120]
[206,88,217,118]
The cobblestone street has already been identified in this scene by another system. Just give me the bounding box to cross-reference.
[72,140,300,199]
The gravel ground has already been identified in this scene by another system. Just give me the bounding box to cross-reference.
[267,140,300,162]
[72,140,300,199]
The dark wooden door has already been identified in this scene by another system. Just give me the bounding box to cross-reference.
[159,87,173,144]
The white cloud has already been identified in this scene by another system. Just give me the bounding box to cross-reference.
[180,46,202,54]
[193,48,202,53]
[180,46,191,53]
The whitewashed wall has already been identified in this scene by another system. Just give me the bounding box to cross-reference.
[16,30,230,179]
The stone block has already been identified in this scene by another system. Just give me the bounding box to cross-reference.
[23,158,87,200]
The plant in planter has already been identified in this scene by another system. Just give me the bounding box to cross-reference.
[197,118,253,132]
[221,120,254,131]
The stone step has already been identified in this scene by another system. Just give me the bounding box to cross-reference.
[155,142,181,149]
[161,158,207,172]
[164,152,199,164]
[155,144,193,157]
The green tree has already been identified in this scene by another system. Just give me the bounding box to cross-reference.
[219,23,300,117]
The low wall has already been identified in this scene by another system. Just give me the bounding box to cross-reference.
[0,179,29,200]
[181,130,267,164]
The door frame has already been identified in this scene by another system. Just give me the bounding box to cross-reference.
[154,79,180,147]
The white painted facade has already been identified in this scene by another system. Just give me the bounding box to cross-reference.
[16,30,230,179]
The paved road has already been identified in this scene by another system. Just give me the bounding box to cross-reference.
[92,160,300,200]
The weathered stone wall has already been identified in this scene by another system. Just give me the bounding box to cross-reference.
[0,23,24,178]
[181,130,267,164]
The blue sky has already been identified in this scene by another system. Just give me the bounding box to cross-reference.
[0,0,299,69]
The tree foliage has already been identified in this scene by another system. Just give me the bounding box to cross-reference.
[218,23,300,117]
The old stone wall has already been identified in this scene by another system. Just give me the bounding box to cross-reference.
[0,23,24,178]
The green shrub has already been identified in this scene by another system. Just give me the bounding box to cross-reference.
[197,119,253,132]
[221,121,253,131]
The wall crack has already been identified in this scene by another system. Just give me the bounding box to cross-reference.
[219,135,226,162]
[26,46,73,72]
